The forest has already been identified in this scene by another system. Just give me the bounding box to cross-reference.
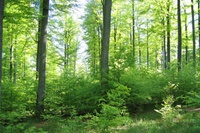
[0,0,200,132]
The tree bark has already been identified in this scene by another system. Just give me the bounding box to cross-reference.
[146,21,149,68]
[100,0,112,90]
[132,0,135,67]
[0,0,4,108]
[162,19,167,69]
[177,0,182,71]
[198,0,200,66]
[10,43,13,82]
[184,8,189,64]
[36,1,42,80]
[191,0,196,67]
[167,0,171,68]
[35,0,49,117]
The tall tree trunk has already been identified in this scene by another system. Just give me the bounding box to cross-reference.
[93,41,96,75]
[155,50,159,69]
[191,0,196,67]
[167,0,171,68]
[162,19,167,69]
[100,0,112,91]
[138,31,141,68]
[0,0,4,108]
[177,0,182,71]
[198,0,200,66]
[98,25,102,61]
[36,1,42,80]
[35,0,49,117]
[13,35,17,83]
[146,21,149,68]
[139,47,141,67]
[132,0,135,67]
[114,23,117,50]
[10,43,13,82]
[184,8,189,64]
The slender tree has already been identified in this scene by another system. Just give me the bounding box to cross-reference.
[0,0,4,106]
[191,0,196,67]
[162,18,167,69]
[166,0,171,68]
[35,0,49,117]
[198,0,200,65]
[184,8,189,64]
[177,0,182,71]
[146,21,150,68]
[132,0,135,67]
[101,0,112,90]
[36,3,42,80]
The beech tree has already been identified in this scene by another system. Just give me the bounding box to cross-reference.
[198,0,200,65]
[35,0,49,117]
[191,0,196,67]
[101,0,112,90]
[0,0,4,106]
[131,0,136,67]
[177,0,182,71]
[166,0,171,68]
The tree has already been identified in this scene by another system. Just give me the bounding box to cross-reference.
[35,0,49,117]
[132,0,136,67]
[191,0,196,67]
[101,0,112,90]
[184,8,189,64]
[0,0,4,107]
[166,0,171,68]
[177,0,182,71]
[83,0,102,76]
[198,0,200,65]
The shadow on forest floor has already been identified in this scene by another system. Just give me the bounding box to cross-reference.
[1,110,200,133]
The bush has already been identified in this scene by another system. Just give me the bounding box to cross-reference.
[155,95,182,124]
[120,68,169,112]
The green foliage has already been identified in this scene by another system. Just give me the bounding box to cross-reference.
[87,83,131,131]
[155,95,182,123]
[120,68,169,112]
[44,76,102,116]
[182,91,200,107]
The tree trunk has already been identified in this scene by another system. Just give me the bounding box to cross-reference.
[191,0,196,67]
[198,0,200,66]
[36,1,42,80]
[35,0,49,117]
[177,0,182,71]
[167,0,171,68]
[146,21,149,68]
[113,23,117,49]
[155,50,159,69]
[10,44,13,82]
[186,46,188,64]
[98,25,102,61]
[93,41,96,75]
[0,0,4,108]
[132,0,135,67]
[162,18,167,69]
[139,48,141,67]
[13,35,17,83]
[184,8,189,64]
[100,0,112,91]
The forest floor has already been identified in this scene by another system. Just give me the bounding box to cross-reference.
[1,109,200,133]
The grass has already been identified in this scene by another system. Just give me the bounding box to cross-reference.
[119,111,200,133]
[1,111,200,133]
